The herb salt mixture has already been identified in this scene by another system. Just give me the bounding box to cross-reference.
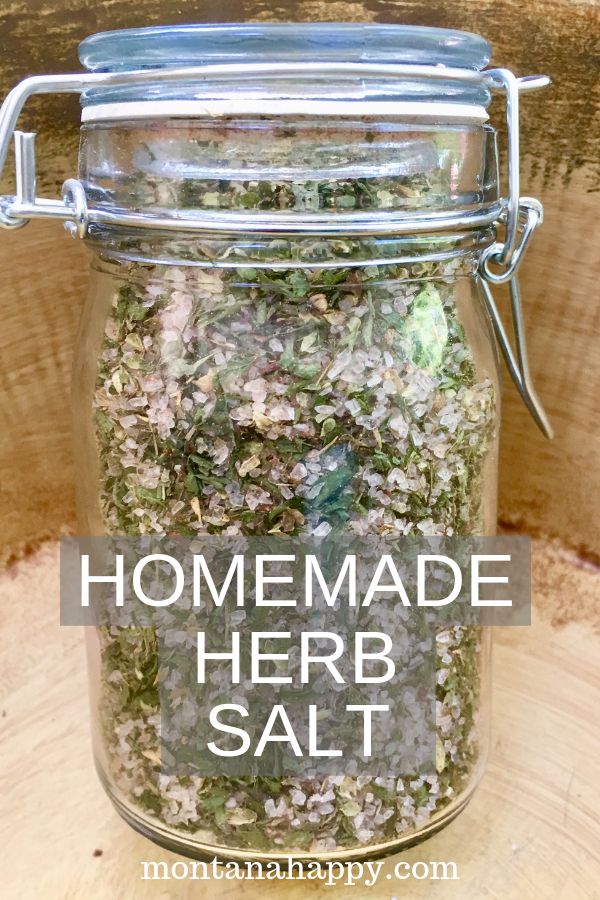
[89,126,497,856]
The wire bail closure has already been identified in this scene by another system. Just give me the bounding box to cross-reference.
[479,272,554,440]
[477,197,553,439]
[0,62,553,437]
[0,63,549,239]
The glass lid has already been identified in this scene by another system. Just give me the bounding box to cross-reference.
[77,23,493,114]
[79,23,491,72]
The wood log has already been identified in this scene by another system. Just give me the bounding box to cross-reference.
[0,0,598,562]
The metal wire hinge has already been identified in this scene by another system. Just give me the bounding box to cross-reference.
[0,63,553,437]
[0,130,88,233]
[0,63,549,239]
[478,198,554,439]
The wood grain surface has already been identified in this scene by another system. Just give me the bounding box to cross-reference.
[0,0,598,563]
[1,540,598,898]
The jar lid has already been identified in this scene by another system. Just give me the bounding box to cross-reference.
[78,23,493,121]
[79,23,491,71]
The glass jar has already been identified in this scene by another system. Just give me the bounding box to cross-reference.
[0,23,551,863]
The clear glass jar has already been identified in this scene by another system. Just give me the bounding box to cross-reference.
[64,23,505,862]
[0,19,566,866]
[77,244,497,860]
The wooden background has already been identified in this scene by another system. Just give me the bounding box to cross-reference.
[0,3,599,899]
[0,0,599,564]
[2,540,599,899]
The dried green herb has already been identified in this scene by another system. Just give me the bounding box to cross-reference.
[90,137,496,856]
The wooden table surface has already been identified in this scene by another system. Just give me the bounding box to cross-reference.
[1,539,599,899]
[1,0,600,568]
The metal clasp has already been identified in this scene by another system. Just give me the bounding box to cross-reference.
[0,62,554,439]
[478,196,553,439]
[479,198,543,284]
[0,64,549,239]
[0,130,90,235]
[480,272,554,439]
[478,201,553,439]
[483,70,550,268]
